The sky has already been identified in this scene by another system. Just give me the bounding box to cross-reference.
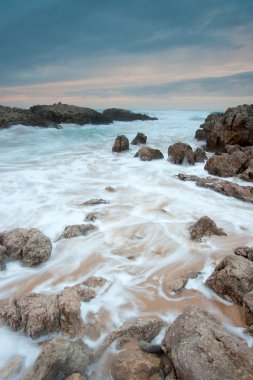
[0,0,253,110]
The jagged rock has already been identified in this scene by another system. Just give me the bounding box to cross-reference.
[103,108,157,121]
[189,216,227,241]
[112,135,129,152]
[194,147,207,162]
[22,338,90,380]
[195,113,223,141]
[1,228,52,266]
[0,356,24,380]
[82,276,106,288]
[58,224,97,240]
[162,272,199,295]
[206,255,253,304]
[240,158,253,182]
[204,150,248,177]
[0,244,6,270]
[168,142,195,165]
[234,246,253,261]
[243,291,253,334]
[163,306,253,380]
[135,146,164,161]
[81,198,108,206]
[131,132,147,145]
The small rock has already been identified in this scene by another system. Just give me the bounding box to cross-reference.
[168,142,195,165]
[135,146,164,161]
[105,186,116,192]
[131,132,147,145]
[58,224,97,240]
[0,356,24,380]
[85,212,99,222]
[82,276,106,288]
[162,273,199,295]
[194,147,207,162]
[189,216,227,241]
[81,198,109,206]
[112,135,129,152]
[234,246,253,261]
[121,317,165,342]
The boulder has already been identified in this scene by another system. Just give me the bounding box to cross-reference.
[22,338,90,380]
[112,135,129,152]
[240,158,253,182]
[204,150,248,177]
[134,146,164,161]
[195,113,223,141]
[103,108,157,121]
[243,291,253,334]
[58,224,97,240]
[0,356,24,380]
[206,255,253,304]
[1,228,52,266]
[194,147,207,162]
[234,246,253,261]
[0,244,6,270]
[163,306,253,380]
[168,142,195,165]
[189,216,227,241]
[131,132,147,145]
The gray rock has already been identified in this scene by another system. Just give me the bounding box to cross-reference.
[58,224,97,240]
[135,146,164,161]
[189,216,227,241]
[103,108,157,121]
[81,198,109,206]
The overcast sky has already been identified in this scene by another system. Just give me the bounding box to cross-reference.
[1,0,253,110]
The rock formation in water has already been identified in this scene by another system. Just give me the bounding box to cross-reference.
[134,146,164,161]
[189,216,227,241]
[168,142,206,165]
[131,132,147,145]
[58,224,97,240]
[112,135,129,152]
[103,108,157,121]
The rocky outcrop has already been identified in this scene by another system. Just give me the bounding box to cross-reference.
[0,228,52,266]
[134,146,164,161]
[195,112,223,141]
[194,147,207,162]
[206,255,253,304]
[189,216,227,241]
[103,108,157,122]
[0,245,6,270]
[131,132,147,145]
[168,142,195,165]
[22,338,90,380]
[177,173,253,203]
[234,246,253,261]
[163,306,253,380]
[112,135,129,152]
[58,224,97,240]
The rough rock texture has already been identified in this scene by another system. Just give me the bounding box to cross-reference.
[135,146,164,161]
[65,374,87,380]
[163,306,253,380]
[58,224,97,240]
[1,228,52,266]
[103,108,157,121]
[22,338,90,380]
[0,244,6,270]
[234,246,253,261]
[204,149,249,177]
[206,255,253,304]
[131,132,147,145]
[243,291,253,333]
[82,276,106,288]
[194,147,207,162]
[189,216,227,241]
[139,341,164,355]
[0,356,24,380]
[111,348,162,380]
[240,158,253,182]
[177,173,253,203]
[162,272,199,295]
[112,135,129,152]
[195,113,223,141]
[168,142,195,165]
[81,198,108,206]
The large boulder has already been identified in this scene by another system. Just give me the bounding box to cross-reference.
[112,135,129,152]
[131,132,147,145]
[189,216,227,241]
[103,108,157,121]
[204,150,248,177]
[1,228,52,266]
[163,306,253,380]
[58,224,97,240]
[22,338,90,380]
[135,146,164,161]
[168,142,195,165]
[206,255,253,304]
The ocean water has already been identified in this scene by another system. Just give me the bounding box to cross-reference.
[0,110,253,379]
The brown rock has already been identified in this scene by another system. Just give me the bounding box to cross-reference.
[168,142,195,165]
[195,113,223,142]
[58,224,97,240]
[0,244,6,270]
[240,158,253,182]
[22,338,90,380]
[164,306,253,380]
[112,135,129,152]
[131,132,147,145]
[135,146,164,161]
[105,186,116,192]
[1,228,52,266]
[189,216,227,241]
[82,276,106,288]
[121,317,165,342]
[0,356,24,380]
[65,374,87,380]
[194,147,207,162]
[81,198,108,206]
[234,246,253,261]
[162,272,199,295]
[243,291,253,333]
[206,255,253,304]
[204,150,248,177]
[85,212,98,222]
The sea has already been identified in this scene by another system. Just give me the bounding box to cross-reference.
[0,110,253,379]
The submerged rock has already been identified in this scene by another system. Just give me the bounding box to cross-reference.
[162,272,199,295]
[58,224,97,240]
[82,276,106,288]
[81,198,109,206]
[168,142,195,165]
[112,135,129,152]
[131,132,147,145]
[163,306,253,380]
[105,185,116,192]
[134,146,164,161]
[189,216,227,241]
[1,228,52,266]
[103,108,157,121]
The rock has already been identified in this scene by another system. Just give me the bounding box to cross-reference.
[131,132,147,145]
[240,158,253,182]
[0,244,6,270]
[243,291,253,333]
[162,272,199,295]
[82,276,106,288]
[105,186,116,192]
[81,198,108,206]
[103,108,157,122]
[135,146,164,161]
[112,135,129,152]
[195,113,223,141]
[234,246,253,261]
[84,212,99,222]
[121,317,165,342]
[189,216,227,241]
[194,147,207,162]
[22,338,90,380]
[1,228,52,266]
[0,356,24,380]
[111,348,162,380]
[206,255,253,304]
[168,142,195,165]
[204,150,248,177]
[58,224,97,240]
[65,374,87,380]
[163,306,253,380]
[139,341,164,355]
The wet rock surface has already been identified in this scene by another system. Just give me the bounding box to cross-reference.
[135,146,164,161]
[195,112,223,141]
[206,255,253,304]
[189,216,227,241]
[112,135,129,152]
[58,224,97,240]
[131,132,147,145]
[234,246,253,261]
[162,272,199,295]
[168,142,195,165]
[1,228,52,266]
[163,306,253,380]
[22,338,90,380]
[81,198,109,206]
[103,108,157,121]
[0,244,6,270]
[243,291,253,334]
[194,147,207,162]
